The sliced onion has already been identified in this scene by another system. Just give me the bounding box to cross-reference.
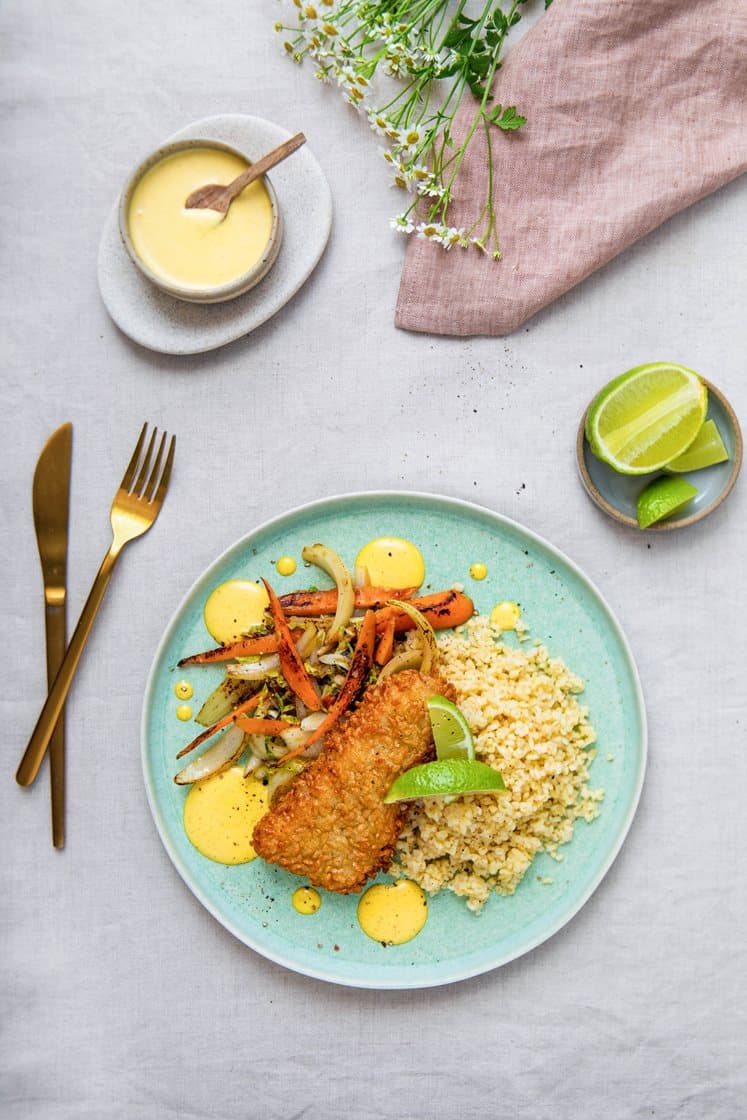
[378,648,424,679]
[226,653,281,680]
[266,760,305,802]
[300,711,327,732]
[279,720,326,758]
[195,677,253,727]
[353,564,371,589]
[246,733,272,760]
[318,651,351,669]
[295,625,318,660]
[386,599,438,673]
[301,544,355,643]
[174,724,245,785]
[279,726,309,753]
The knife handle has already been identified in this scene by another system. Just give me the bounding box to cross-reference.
[18,544,120,788]
[45,602,67,848]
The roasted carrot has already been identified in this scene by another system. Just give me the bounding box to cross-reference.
[235,716,292,736]
[262,578,322,712]
[278,586,417,617]
[279,610,377,763]
[374,590,474,634]
[175,693,262,760]
[178,633,281,666]
[374,616,396,666]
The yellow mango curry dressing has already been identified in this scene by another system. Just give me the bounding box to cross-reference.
[183,766,269,864]
[354,537,425,589]
[203,579,270,644]
[292,887,321,915]
[128,148,273,290]
[490,600,522,630]
[357,880,428,945]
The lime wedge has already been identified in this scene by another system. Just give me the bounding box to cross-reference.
[585,362,708,474]
[665,418,729,473]
[427,695,475,761]
[637,476,698,529]
[384,759,505,803]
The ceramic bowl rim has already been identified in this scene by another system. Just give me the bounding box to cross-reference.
[117,137,282,304]
[576,376,743,531]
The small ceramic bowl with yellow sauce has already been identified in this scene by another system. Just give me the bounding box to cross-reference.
[118,139,282,303]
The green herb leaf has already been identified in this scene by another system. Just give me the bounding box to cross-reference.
[492,105,526,131]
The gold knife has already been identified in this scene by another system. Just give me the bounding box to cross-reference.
[32,422,72,849]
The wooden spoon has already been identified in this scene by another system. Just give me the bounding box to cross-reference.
[185,132,306,214]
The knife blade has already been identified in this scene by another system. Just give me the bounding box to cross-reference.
[32,422,72,849]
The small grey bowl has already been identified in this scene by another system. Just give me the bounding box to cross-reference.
[577,377,743,531]
[118,138,282,304]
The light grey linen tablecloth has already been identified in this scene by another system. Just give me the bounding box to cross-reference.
[2,4,746,1119]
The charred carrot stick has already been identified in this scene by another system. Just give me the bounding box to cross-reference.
[374,616,396,666]
[278,586,417,617]
[235,716,292,736]
[175,693,262,760]
[279,610,377,764]
[178,633,281,666]
[374,590,474,634]
[262,578,322,712]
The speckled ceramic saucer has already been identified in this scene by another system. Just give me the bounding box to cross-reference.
[98,115,333,355]
[577,378,743,531]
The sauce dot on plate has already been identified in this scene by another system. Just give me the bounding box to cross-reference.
[469,562,488,581]
[357,880,428,945]
[183,767,269,865]
[174,679,193,700]
[276,555,297,577]
[292,887,321,915]
[490,601,521,630]
[176,704,193,722]
[203,579,269,644]
[354,538,425,589]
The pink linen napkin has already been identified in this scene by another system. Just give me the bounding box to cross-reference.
[395,0,747,337]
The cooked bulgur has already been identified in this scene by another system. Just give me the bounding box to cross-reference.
[394,615,603,912]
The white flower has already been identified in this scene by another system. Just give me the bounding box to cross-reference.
[390,214,415,234]
[416,222,441,240]
[417,177,448,201]
[380,148,403,171]
[439,226,466,249]
[367,110,391,136]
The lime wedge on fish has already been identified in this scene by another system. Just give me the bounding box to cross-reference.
[585,362,708,475]
[665,418,729,472]
[636,476,698,529]
[427,695,475,761]
[384,759,505,803]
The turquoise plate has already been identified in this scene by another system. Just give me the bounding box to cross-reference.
[141,492,646,989]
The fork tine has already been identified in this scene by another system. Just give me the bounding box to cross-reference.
[133,427,158,496]
[151,434,176,506]
[120,423,148,491]
[144,431,167,501]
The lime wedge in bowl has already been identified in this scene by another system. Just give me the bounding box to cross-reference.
[384,759,505,803]
[427,695,475,761]
[585,362,708,475]
[637,476,698,529]
[665,418,729,473]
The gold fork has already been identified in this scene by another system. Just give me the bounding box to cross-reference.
[17,423,175,789]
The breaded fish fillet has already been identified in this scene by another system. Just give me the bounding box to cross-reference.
[252,670,456,893]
